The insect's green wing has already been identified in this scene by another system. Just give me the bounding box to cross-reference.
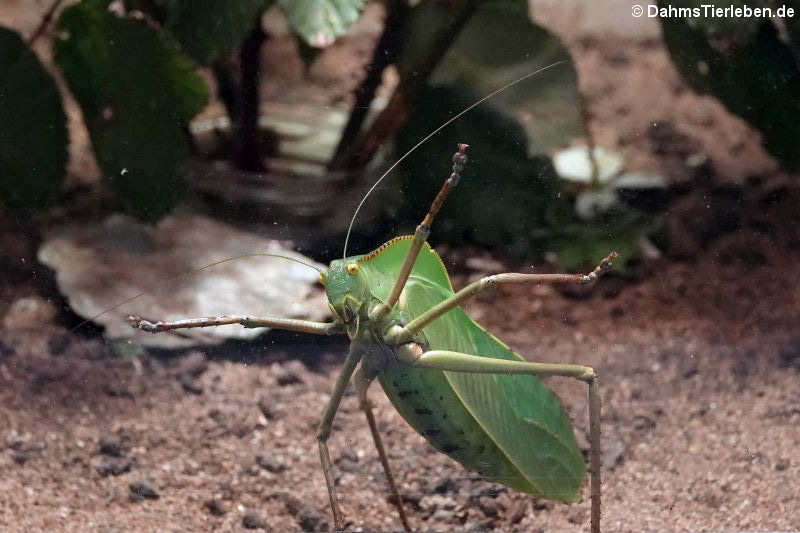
[357,237,586,502]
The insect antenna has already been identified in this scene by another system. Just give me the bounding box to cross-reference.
[69,252,323,334]
[341,60,567,259]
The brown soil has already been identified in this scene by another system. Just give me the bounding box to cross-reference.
[2,234,799,532]
[2,2,800,533]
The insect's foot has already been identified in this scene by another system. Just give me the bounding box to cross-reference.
[127,315,157,332]
[450,143,469,185]
[580,251,619,284]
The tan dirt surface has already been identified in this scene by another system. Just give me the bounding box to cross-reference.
[1,1,799,532]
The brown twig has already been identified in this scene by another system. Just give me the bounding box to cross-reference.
[27,0,64,47]
[328,0,410,171]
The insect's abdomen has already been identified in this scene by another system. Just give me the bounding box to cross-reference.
[378,362,538,495]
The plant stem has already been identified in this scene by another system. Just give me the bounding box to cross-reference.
[329,0,410,171]
[235,21,268,171]
[27,0,64,47]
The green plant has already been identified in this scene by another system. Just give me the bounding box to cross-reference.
[658,0,800,171]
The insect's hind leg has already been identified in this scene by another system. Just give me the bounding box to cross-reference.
[397,349,602,533]
[353,366,412,532]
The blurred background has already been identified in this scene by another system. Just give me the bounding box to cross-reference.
[1,1,798,531]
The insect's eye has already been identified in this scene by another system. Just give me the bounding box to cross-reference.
[346,263,359,275]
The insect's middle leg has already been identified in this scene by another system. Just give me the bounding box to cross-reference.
[316,348,362,531]
[384,252,617,346]
[353,366,412,532]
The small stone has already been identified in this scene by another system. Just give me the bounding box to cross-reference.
[433,478,457,494]
[295,506,328,532]
[275,361,305,386]
[257,397,277,420]
[3,296,57,329]
[477,496,500,517]
[96,456,132,477]
[463,516,494,530]
[533,499,554,511]
[508,499,528,524]
[179,373,204,395]
[432,508,455,522]
[0,340,14,358]
[255,452,286,473]
[778,338,800,371]
[387,490,423,511]
[603,431,626,469]
[47,333,72,356]
[11,451,28,465]
[421,494,458,515]
[242,512,268,529]
[129,479,159,502]
[98,436,123,457]
[204,498,227,516]
[632,415,656,431]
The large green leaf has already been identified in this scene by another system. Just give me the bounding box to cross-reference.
[54,1,208,220]
[659,0,800,170]
[407,0,582,155]
[163,0,272,64]
[277,0,366,47]
[0,27,68,209]
[395,85,565,256]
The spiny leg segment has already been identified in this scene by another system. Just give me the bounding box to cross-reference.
[129,315,343,335]
[353,366,412,532]
[316,348,363,531]
[370,143,468,321]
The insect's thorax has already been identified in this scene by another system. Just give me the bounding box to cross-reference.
[324,256,427,376]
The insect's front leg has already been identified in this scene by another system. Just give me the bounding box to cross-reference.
[316,347,362,531]
[129,314,343,335]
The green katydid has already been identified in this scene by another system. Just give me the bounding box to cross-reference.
[128,139,615,532]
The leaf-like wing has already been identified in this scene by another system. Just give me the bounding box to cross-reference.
[361,237,586,501]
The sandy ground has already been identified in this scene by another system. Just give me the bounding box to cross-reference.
[1,1,799,532]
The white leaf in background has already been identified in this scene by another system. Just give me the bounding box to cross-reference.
[553,146,625,184]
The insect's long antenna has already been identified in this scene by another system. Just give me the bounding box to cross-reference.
[341,60,567,259]
[70,253,323,333]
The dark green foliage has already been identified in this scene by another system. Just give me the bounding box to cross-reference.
[0,27,68,209]
[659,0,800,170]
[54,1,208,220]
[428,0,581,153]
[543,207,658,271]
[394,1,602,261]
[162,0,273,64]
[396,85,565,256]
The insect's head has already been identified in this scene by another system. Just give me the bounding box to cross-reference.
[319,258,370,326]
